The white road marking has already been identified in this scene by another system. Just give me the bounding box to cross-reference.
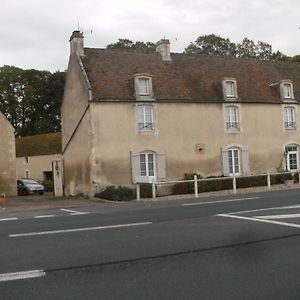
[0,270,46,282]
[217,213,300,229]
[9,222,152,238]
[182,197,259,206]
[225,204,300,215]
[34,215,55,219]
[255,213,300,220]
[60,208,89,215]
[0,218,18,221]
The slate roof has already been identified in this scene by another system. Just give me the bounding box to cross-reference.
[16,132,62,157]
[81,48,300,103]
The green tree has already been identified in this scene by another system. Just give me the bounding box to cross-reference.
[106,38,156,53]
[184,34,237,57]
[0,65,65,136]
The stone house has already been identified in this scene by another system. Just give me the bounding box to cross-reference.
[62,30,300,196]
[16,132,62,183]
[0,112,16,195]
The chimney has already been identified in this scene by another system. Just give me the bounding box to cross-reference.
[69,30,84,56]
[156,39,171,62]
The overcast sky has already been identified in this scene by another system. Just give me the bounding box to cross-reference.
[1,0,300,72]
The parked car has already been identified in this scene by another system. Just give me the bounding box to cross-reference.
[17,178,45,196]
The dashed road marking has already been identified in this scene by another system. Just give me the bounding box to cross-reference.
[0,218,18,221]
[34,215,55,219]
[0,270,46,282]
[9,222,152,238]
[60,208,89,215]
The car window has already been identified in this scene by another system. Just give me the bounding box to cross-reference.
[22,179,39,185]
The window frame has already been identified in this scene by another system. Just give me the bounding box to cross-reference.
[137,105,154,132]
[139,151,156,180]
[228,148,241,176]
[280,81,295,101]
[285,145,299,171]
[222,78,238,100]
[134,74,154,101]
[225,105,240,131]
[284,106,296,130]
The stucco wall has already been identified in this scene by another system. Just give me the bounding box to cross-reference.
[16,154,62,181]
[89,102,300,188]
[61,54,90,151]
[0,113,16,195]
[63,111,91,196]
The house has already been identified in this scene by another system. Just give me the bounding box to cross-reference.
[16,132,62,183]
[62,30,300,196]
[0,111,16,195]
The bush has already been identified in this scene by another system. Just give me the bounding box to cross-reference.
[172,182,194,195]
[95,186,135,201]
[271,173,293,184]
[236,175,266,188]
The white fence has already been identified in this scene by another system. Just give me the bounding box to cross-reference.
[136,172,300,200]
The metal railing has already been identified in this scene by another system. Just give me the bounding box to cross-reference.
[136,171,300,200]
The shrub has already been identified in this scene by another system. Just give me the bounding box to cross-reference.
[184,173,202,180]
[271,173,293,184]
[43,180,54,192]
[198,178,232,192]
[236,175,266,188]
[172,182,194,195]
[95,186,135,201]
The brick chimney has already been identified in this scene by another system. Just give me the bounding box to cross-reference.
[156,39,171,62]
[69,30,84,56]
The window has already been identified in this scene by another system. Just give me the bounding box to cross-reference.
[222,78,238,100]
[134,74,154,100]
[283,83,292,99]
[140,152,155,177]
[25,170,29,178]
[138,105,154,131]
[284,107,296,130]
[280,81,294,101]
[225,106,239,131]
[221,145,249,176]
[285,145,299,171]
[24,156,29,164]
[228,148,241,175]
[138,78,150,95]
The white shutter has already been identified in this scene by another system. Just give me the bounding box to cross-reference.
[156,152,166,181]
[221,147,230,176]
[241,147,250,176]
[131,152,140,183]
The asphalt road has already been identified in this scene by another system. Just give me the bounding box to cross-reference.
[1,189,300,299]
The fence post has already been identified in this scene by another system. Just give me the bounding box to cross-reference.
[136,183,140,200]
[233,175,237,194]
[194,175,198,198]
[299,172,300,185]
[267,172,271,190]
[152,181,156,199]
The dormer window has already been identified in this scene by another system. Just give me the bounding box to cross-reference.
[134,74,154,101]
[222,78,238,100]
[280,81,294,101]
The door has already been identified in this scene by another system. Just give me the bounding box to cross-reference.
[286,146,299,171]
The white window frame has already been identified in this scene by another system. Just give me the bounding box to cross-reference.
[284,107,296,130]
[134,74,154,100]
[225,106,240,131]
[138,105,154,132]
[139,152,156,181]
[228,148,241,175]
[280,81,294,101]
[222,78,238,100]
[285,145,299,171]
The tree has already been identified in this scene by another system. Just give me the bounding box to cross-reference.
[185,34,291,61]
[106,39,156,53]
[184,34,237,57]
[0,65,65,136]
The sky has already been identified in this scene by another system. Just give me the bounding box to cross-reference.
[1,0,300,72]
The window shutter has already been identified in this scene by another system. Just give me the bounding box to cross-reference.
[156,152,166,181]
[221,147,229,176]
[241,147,250,176]
[131,152,140,183]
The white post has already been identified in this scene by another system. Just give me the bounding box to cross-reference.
[233,175,237,194]
[152,182,156,199]
[136,183,140,200]
[298,172,300,185]
[267,172,271,190]
[194,175,198,198]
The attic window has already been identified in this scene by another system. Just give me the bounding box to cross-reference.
[222,78,238,100]
[134,74,154,101]
[280,81,294,101]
